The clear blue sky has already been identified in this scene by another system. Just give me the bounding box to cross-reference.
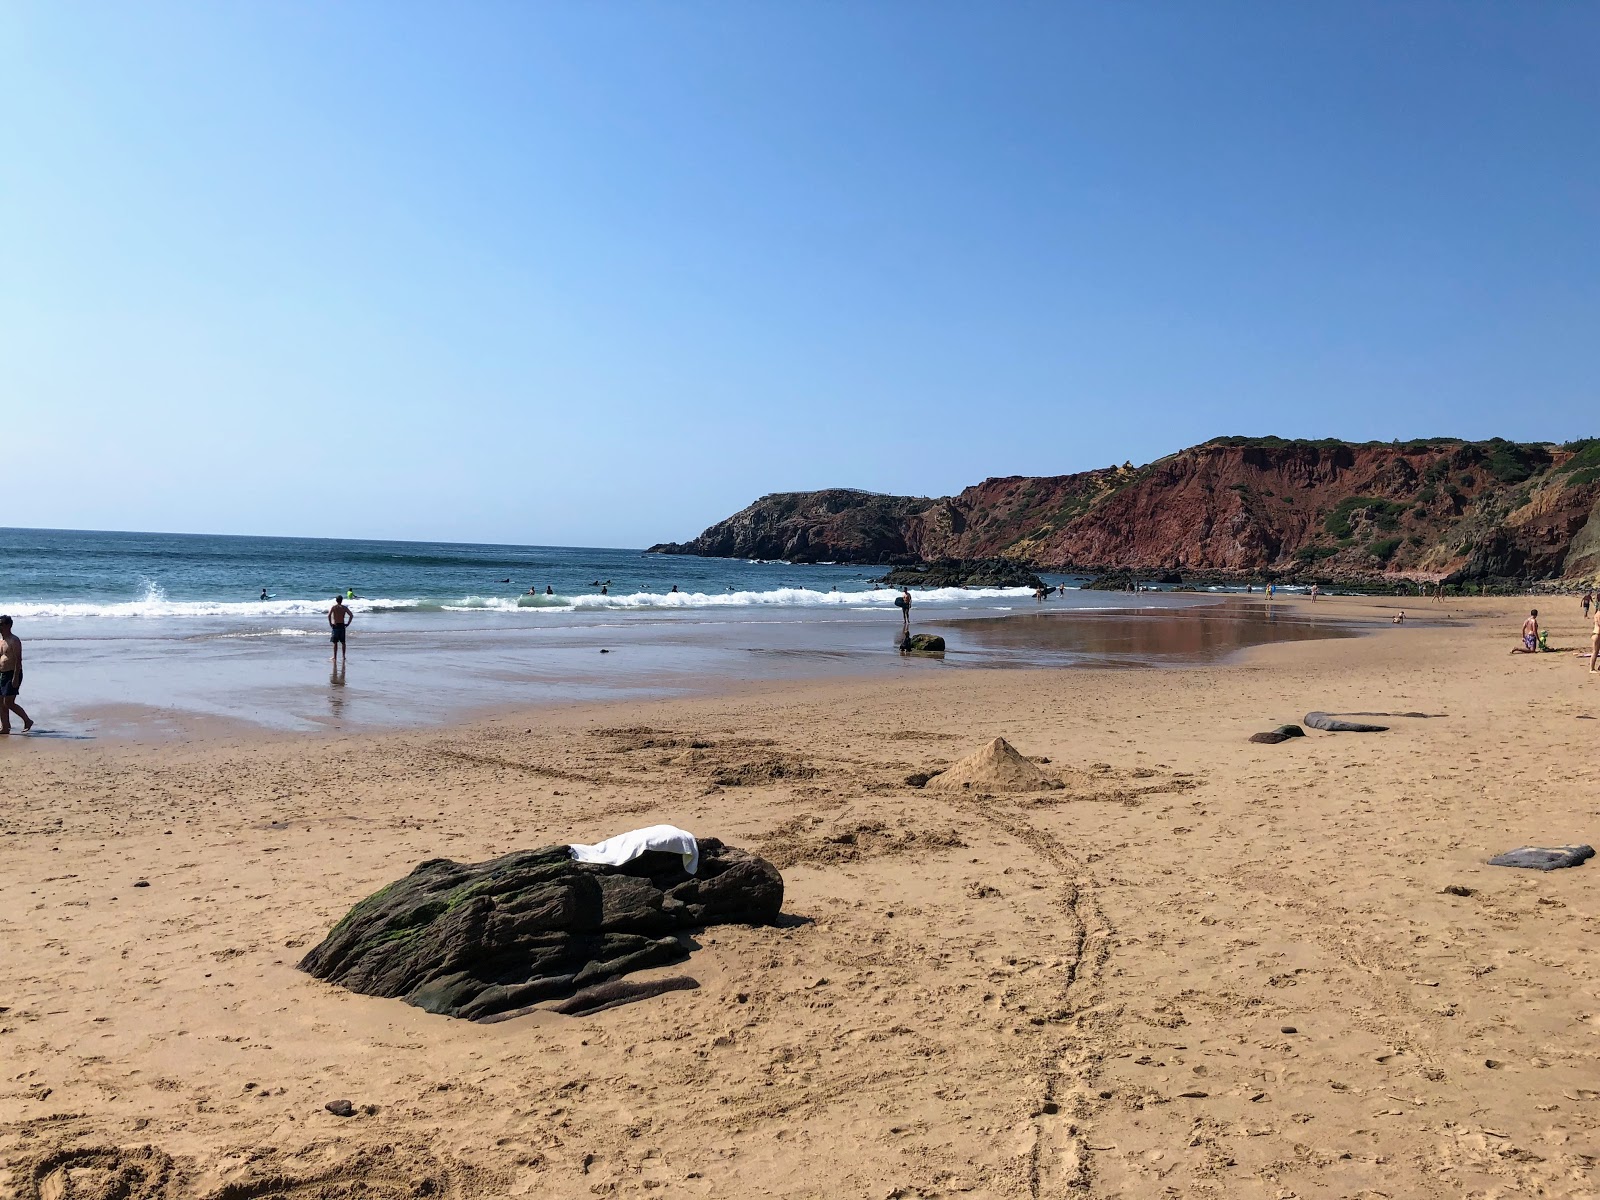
[3,3,1594,547]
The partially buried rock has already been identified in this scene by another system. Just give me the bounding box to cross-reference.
[901,633,946,653]
[925,737,1057,793]
[325,1099,355,1117]
[1487,845,1595,871]
[299,839,783,1021]
[1304,712,1388,733]
[1249,725,1305,745]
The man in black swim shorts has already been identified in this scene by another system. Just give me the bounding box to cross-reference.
[0,615,33,734]
[328,595,353,662]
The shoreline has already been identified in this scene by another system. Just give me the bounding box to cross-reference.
[0,595,1393,744]
[2,596,1594,1198]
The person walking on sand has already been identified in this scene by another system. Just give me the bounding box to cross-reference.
[1584,591,1593,620]
[1589,607,1600,673]
[0,616,33,734]
[1511,609,1539,654]
[328,595,353,662]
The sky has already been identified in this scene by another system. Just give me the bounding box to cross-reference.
[2,3,1595,547]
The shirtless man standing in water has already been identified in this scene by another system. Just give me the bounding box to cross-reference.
[328,596,353,663]
[0,616,33,733]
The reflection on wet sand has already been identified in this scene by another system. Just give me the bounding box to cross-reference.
[329,662,347,717]
[939,602,1362,666]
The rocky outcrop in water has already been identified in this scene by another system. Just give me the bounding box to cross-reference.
[650,438,1600,584]
[878,559,1045,589]
[298,840,783,1021]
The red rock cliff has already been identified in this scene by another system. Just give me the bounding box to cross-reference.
[652,438,1600,582]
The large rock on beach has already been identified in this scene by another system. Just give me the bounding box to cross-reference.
[298,839,783,1021]
[925,737,1057,793]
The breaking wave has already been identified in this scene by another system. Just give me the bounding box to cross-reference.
[1,586,1037,620]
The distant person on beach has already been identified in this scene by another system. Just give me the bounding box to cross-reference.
[1590,609,1600,673]
[328,595,353,662]
[1310,584,1320,602]
[1393,610,1405,624]
[1584,592,1593,620]
[895,588,912,634]
[1511,609,1539,654]
[0,616,33,734]
[1267,583,1276,600]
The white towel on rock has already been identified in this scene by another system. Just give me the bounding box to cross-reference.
[567,824,699,876]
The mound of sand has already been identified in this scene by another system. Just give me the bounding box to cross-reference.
[925,736,1055,793]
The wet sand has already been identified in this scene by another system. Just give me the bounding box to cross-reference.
[2,595,1597,1198]
[22,598,1361,736]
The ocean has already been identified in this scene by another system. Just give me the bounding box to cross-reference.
[0,527,1069,623]
[0,528,1352,735]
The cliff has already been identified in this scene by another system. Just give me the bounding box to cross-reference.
[649,438,1600,583]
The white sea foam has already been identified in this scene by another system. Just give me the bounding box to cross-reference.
[456,586,1037,611]
[2,586,1037,620]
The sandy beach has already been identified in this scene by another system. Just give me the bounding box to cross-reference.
[2,595,1597,1199]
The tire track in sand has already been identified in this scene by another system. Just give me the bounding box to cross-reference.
[941,794,1113,1198]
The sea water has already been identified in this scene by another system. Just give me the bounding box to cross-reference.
[0,528,1352,735]
[0,527,1066,623]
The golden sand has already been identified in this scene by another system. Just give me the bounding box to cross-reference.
[1,596,1596,1198]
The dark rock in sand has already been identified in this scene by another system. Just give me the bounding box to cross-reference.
[1249,725,1305,744]
[1304,712,1389,733]
[325,1099,355,1117]
[878,559,1045,590]
[1487,844,1595,871]
[549,974,700,1017]
[901,634,946,653]
[299,840,783,1021]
